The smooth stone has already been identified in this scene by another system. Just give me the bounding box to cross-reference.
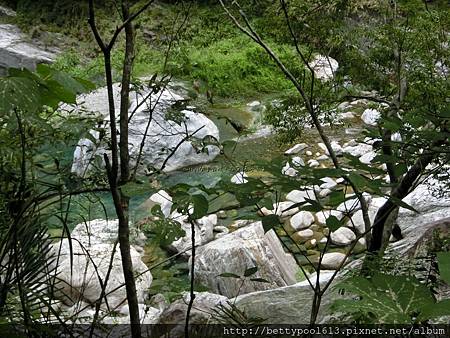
[273,201,299,218]
[330,227,356,246]
[316,154,329,161]
[305,150,313,156]
[289,211,315,231]
[361,108,381,126]
[292,229,314,243]
[315,210,344,226]
[158,292,228,325]
[286,189,317,204]
[320,252,347,270]
[352,238,367,254]
[308,159,320,168]
[284,143,308,155]
[319,188,332,198]
[343,143,372,157]
[359,151,376,164]
[143,190,173,217]
[217,210,227,219]
[340,111,355,119]
[231,271,335,324]
[320,177,337,190]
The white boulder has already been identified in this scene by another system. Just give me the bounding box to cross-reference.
[193,222,298,298]
[71,86,220,175]
[289,211,314,230]
[361,108,381,126]
[0,24,56,72]
[286,189,317,204]
[52,220,152,311]
[308,55,339,81]
[330,227,356,246]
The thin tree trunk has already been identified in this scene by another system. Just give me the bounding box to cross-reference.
[119,1,134,184]
[368,151,435,254]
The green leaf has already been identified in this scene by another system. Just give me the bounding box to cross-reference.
[332,273,434,324]
[244,266,258,277]
[419,300,450,322]
[37,64,92,95]
[250,277,270,283]
[191,194,209,219]
[348,172,369,190]
[326,215,342,232]
[219,272,241,279]
[143,218,185,247]
[261,214,279,233]
[0,77,42,113]
[437,252,450,285]
[150,205,164,218]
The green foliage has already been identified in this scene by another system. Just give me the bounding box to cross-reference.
[166,36,301,97]
[437,252,450,285]
[0,65,98,328]
[141,207,186,247]
[332,273,450,324]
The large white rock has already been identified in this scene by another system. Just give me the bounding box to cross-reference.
[289,211,314,230]
[401,180,450,215]
[103,304,161,324]
[336,194,372,213]
[193,222,298,298]
[70,86,220,175]
[308,55,339,82]
[330,227,356,246]
[0,24,56,72]
[231,271,335,324]
[361,108,381,126]
[51,220,152,311]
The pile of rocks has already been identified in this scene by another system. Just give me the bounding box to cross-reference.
[50,219,158,324]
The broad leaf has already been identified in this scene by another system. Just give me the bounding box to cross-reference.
[437,252,450,285]
[191,194,209,219]
[332,273,434,324]
[0,77,42,113]
[326,215,342,232]
[261,214,279,233]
